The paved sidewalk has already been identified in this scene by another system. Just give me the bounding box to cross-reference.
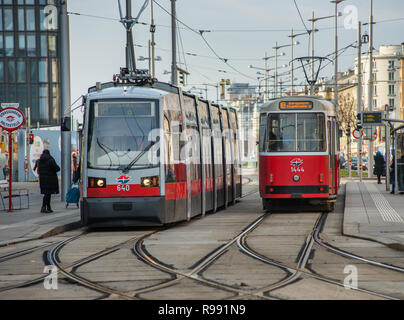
[344,179,404,251]
[0,181,81,247]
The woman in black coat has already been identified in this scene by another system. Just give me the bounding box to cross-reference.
[374,151,385,184]
[37,149,60,213]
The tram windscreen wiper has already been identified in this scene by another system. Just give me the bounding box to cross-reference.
[119,140,156,173]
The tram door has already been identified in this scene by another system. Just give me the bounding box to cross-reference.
[183,95,202,217]
[210,105,225,210]
[327,117,336,195]
[221,109,232,205]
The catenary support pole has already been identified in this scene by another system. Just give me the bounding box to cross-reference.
[60,0,71,201]
[171,0,177,85]
[357,21,363,182]
[368,0,374,178]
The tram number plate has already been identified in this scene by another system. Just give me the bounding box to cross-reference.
[291,167,304,173]
[117,184,130,191]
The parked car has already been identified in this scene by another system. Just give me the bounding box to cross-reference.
[351,156,368,171]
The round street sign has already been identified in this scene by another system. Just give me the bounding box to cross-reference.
[0,107,25,132]
[370,130,377,142]
[352,128,363,139]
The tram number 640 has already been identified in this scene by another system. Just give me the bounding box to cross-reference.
[117,184,130,192]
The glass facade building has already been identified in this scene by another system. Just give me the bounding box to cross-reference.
[0,0,61,126]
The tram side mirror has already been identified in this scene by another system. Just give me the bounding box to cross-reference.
[256,140,259,145]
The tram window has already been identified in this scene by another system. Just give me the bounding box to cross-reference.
[264,113,325,152]
[87,101,158,170]
[296,113,326,152]
[259,114,267,152]
[267,114,296,152]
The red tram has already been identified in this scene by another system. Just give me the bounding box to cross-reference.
[258,97,340,212]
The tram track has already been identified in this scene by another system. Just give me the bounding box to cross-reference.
[0,232,87,292]
[234,212,401,300]
[130,213,272,299]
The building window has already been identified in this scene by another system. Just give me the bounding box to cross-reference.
[389,98,394,109]
[5,34,14,56]
[0,8,3,31]
[7,60,15,83]
[18,34,26,56]
[39,85,49,120]
[388,60,395,69]
[388,84,395,95]
[48,35,56,57]
[16,84,27,108]
[373,99,377,109]
[388,72,395,81]
[18,9,25,31]
[40,35,47,56]
[4,9,13,31]
[30,60,38,82]
[27,34,36,56]
[38,59,48,82]
[0,61,4,82]
[372,60,376,69]
[51,58,58,82]
[26,9,35,31]
[374,85,377,96]
[372,73,376,81]
[16,61,26,83]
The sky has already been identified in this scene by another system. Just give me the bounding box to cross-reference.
[67,0,404,121]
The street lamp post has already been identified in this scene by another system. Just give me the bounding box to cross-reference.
[330,0,346,114]
[273,42,299,98]
[308,11,338,95]
[288,29,305,95]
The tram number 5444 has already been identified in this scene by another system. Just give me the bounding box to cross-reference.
[117,184,130,191]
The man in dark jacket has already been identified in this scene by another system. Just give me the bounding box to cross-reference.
[374,151,385,184]
[37,149,60,213]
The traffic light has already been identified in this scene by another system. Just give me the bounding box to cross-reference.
[346,127,351,136]
[29,132,34,144]
[179,72,185,85]
[356,113,362,130]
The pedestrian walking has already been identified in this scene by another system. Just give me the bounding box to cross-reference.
[374,151,385,184]
[37,149,60,213]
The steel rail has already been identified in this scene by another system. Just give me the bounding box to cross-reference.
[235,213,398,300]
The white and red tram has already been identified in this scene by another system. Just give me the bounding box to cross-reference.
[79,77,242,227]
[258,97,340,212]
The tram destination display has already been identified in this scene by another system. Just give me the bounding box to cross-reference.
[361,111,384,126]
[279,101,313,110]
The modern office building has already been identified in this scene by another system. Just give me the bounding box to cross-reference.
[0,0,61,127]
[0,0,62,180]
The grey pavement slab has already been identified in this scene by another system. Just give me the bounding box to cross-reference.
[343,179,404,251]
[0,181,81,247]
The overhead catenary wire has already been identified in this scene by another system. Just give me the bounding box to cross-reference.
[152,0,256,80]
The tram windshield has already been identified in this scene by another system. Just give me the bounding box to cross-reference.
[87,101,158,169]
[260,113,326,152]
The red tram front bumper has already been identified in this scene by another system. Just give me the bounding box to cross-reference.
[259,154,333,199]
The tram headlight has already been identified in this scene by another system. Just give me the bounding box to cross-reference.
[88,177,106,188]
[141,176,159,187]
[293,174,300,182]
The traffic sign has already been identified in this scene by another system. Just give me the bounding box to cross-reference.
[1,103,19,109]
[0,107,25,132]
[369,130,377,142]
[352,128,363,139]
